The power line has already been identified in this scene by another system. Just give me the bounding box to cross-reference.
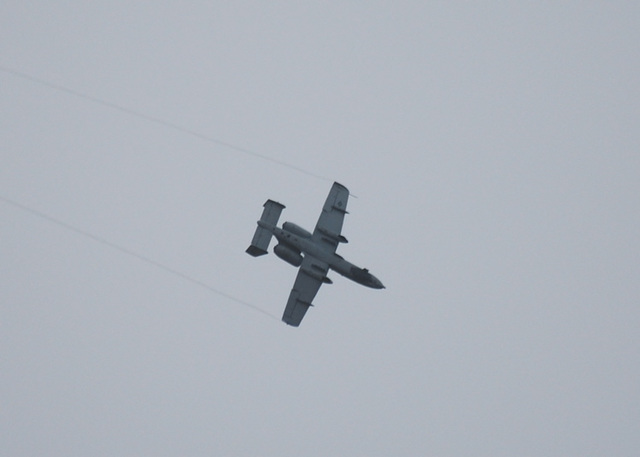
[0,195,279,322]
[0,65,333,183]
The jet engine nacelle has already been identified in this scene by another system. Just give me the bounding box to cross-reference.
[282,221,311,239]
[274,244,303,267]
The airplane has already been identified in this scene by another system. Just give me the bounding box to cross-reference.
[246,182,384,327]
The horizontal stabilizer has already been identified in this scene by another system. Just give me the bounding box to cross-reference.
[246,199,285,257]
[245,245,268,257]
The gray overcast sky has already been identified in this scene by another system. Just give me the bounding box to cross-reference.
[2,2,639,456]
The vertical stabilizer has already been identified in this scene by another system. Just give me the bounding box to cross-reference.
[246,199,285,257]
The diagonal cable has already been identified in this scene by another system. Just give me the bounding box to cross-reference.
[0,195,278,321]
[0,65,332,182]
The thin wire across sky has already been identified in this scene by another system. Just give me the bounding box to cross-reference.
[0,65,333,182]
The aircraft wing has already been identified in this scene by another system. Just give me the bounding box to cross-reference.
[312,182,349,253]
[282,255,329,326]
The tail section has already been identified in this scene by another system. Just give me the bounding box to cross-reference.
[246,199,285,257]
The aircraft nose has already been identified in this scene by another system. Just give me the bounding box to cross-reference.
[372,276,385,289]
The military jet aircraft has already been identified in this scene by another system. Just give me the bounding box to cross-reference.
[246,182,384,326]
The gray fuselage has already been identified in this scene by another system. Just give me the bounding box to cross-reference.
[262,222,384,289]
